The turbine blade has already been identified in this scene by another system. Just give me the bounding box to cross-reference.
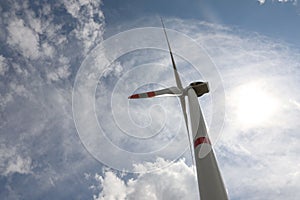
[179,95,195,167]
[161,18,183,90]
[128,86,181,99]
[187,88,202,139]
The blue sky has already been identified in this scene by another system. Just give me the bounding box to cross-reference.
[0,0,300,199]
[103,0,300,46]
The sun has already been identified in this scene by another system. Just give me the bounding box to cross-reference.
[233,82,279,128]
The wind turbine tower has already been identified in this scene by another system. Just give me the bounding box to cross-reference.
[129,19,228,200]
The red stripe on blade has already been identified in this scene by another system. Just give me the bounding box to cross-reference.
[194,137,211,148]
[147,92,155,97]
[129,94,139,99]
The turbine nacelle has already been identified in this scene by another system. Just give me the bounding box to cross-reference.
[189,81,209,97]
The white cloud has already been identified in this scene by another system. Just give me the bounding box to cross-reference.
[47,56,71,82]
[63,0,105,54]
[0,93,13,109]
[0,144,32,176]
[7,18,40,59]
[93,158,198,200]
[9,82,28,97]
[94,172,128,200]
[258,0,298,4]
[4,156,32,176]
[12,62,29,77]
[63,0,86,18]
[0,54,8,75]
[41,42,55,58]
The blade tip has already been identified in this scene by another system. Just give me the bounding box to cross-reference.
[128,94,139,99]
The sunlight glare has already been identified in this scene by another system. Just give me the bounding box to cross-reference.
[234,82,279,127]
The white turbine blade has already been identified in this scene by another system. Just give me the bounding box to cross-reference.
[161,18,183,90]
[128,86,181,99]
[179,95,195,166]
[187,88,201,138]
[187,88,228,200]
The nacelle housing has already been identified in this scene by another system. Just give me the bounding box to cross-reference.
[190,82,209,97]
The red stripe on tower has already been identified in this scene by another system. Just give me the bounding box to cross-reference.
[147,92,155,97]
[129,94,139,99]
[194,137,211,148]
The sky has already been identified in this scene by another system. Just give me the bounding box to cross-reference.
[0,0,300,200]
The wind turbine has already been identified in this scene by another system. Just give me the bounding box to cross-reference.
[128,19,228,200]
